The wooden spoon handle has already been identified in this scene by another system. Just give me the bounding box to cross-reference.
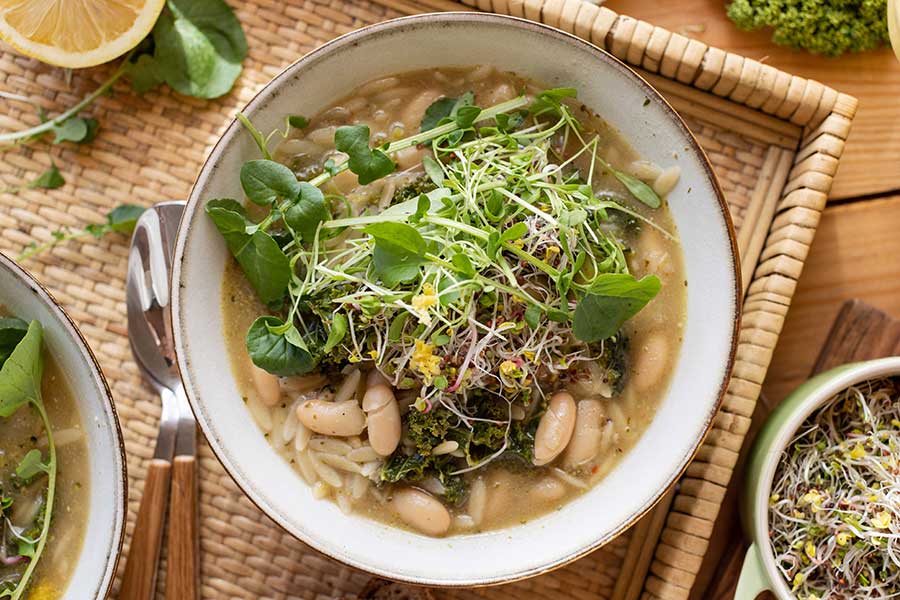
[120,458,171,600]
[166,455,199,600]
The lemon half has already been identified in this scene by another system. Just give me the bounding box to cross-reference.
[0,0,165,69]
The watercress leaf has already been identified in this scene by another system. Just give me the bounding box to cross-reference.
[422,155,443,186]
[246,316,315,376]
[609,168,661,208]
[127,53,165,93]
[529,87,578,118]
[371,244,426,287]
[420,97,457,132]
[51,118,87,144]
[495,110,525,133]
[363,222,427,256]
[559,207,588,227]
[546,308,570,323]
[334,125,395,185]
[287,115,309,129]
[284,182,328,241]
[409,194,430,225]
[240,159,300,205]
[524,304,542,329]
[323,313,348,353]
[0,318,28,369]
[151,0,248,99]
[15,449,49,480]
[206,201,290,303]
[573,274,661,342]
[28,164,65,190]
[0,320,43,418]
[107,205,147,233]
[454,105,482,129]
[499,221,528,243]
[388,312,410,342]
[486,231,501,259]
[451,253,475,278]
[437,274,462,306]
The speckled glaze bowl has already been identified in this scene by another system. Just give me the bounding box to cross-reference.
[172,13,740,586]
[736,357,900,600]
[0,252,127,599]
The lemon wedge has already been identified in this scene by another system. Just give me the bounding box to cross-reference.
[0,0,165,68]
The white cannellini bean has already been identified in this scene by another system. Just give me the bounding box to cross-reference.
[350,474,369,500]
[306,126,336,147]
[533,391,577,466]
[466,64,494,82]
[400,89,442,131]
[483,83,515,106]
[394,146,425,170]
[297,399,366,436]
[528,476,568,503]
[570,361,614,399]
[391,488,451,536]
[358,76,400,96]
[362,384,401,456]
[333,369,361,404]
[632,331,669,392]
[454,514,476,529]
[367,369,389,388]
[563,399,606,468]
[251,365,281,407]
[653,165,681,197]
[281,374,326,394]
[432,440,459,456]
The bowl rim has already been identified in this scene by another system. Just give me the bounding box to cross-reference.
[0,250,128,599]
[171,11,741,586]
[746,356,900,599]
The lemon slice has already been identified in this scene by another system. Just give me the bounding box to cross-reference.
[0,0,165,69]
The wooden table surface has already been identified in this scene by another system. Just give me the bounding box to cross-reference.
[604,1,900,598]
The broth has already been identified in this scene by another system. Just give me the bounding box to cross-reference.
[0,312,90,598]
[218,67,686,535]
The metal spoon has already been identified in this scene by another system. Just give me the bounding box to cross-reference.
[121,201,198,600]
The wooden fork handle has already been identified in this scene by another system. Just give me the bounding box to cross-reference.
[120,458,171,600]
[166,455,199,600]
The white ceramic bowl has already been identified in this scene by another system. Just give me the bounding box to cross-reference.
[172,13,740,586]
[0,252,127,599]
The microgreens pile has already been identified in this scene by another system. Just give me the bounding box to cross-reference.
[208,87,665,479]
[769,378,900,600]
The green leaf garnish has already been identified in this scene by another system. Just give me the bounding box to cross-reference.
[606,165,662,208]
[205,199,291,303]
[284,182,328,241]
[16,449,50,480]
[240,159,301,206]
[246,316,316,376]
[334,125,395,185]
[29,163,65,190]
[323,313,348,353]
[573,274,661,342]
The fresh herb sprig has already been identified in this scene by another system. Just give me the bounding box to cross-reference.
[0,321,56,600]
[17,205,145,262]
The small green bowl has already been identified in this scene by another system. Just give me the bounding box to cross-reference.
[736,356,900,600]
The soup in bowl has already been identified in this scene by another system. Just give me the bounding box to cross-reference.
[0,252,127,599]
[173,13,739,585]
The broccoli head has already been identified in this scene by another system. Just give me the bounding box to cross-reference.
[727,0,888,56]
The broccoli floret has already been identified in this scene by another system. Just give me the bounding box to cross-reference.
[391,175,438,205]
[726,0,888,56]
[406,407,455,455]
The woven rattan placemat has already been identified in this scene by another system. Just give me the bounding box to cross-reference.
[0,1,855,598]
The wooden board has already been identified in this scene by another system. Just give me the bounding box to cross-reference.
[604,0,900,202]
[763,195,900,403]
[700,298,900,600]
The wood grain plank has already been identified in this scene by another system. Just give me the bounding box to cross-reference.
[605,0,900,201]
[763,195,900,402]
